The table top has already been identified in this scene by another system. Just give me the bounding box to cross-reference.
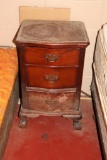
[16,20,89,47]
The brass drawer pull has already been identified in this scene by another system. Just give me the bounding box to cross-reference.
[45,74,59,83]
[45,99,57,106]
[45,54,59,62]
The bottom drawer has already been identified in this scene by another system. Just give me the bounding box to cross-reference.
[26,91,75,113]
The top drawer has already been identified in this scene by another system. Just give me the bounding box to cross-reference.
[23,47,80,66]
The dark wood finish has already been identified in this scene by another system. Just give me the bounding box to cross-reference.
[15,20,89,129]
[26,66,78,88]
[24,47,80,66]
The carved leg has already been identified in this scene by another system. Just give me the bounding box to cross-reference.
[63,115,82,130]
[18,116,28,129]
[73,119,82,130]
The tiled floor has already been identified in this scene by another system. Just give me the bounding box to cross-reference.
[4,98,102,160]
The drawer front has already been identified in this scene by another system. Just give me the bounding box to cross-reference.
[25,66,78,89]
[24,47,80,66]
[27,91,75,112]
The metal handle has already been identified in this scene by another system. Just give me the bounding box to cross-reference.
[45,74,59,83]
[45,99,57,106]
[45,54,59,62]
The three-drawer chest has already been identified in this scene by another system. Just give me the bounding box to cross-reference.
[15,20,89,129]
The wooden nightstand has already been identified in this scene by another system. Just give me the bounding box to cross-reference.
[15,20,89,129]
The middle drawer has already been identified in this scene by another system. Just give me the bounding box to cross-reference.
[25,66,78,89]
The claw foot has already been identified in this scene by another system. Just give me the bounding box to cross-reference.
[18,118,28,128]
[73,120,82,130]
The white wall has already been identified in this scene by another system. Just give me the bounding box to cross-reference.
[0,0,107,94]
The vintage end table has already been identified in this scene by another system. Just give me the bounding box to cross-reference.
[15,20,89,129]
